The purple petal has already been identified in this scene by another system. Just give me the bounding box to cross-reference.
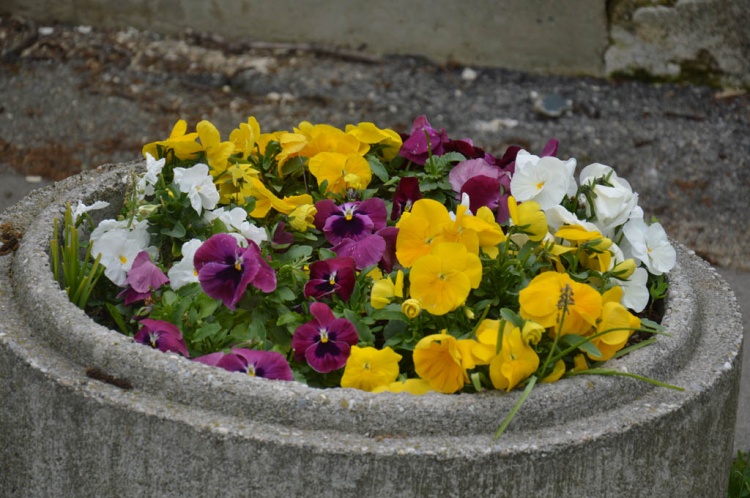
[328,317,359,346]
[134,318,189,357]
[376,226,399,273]
[192,352,226,366]
[231,349,293,381]
[493,145,523,173]
[244,241,277,293]
[194,233,238,271]
[444,137,485,159]
[399,115,449,165]
[355,198,388,231]
[461,176,502,213]
[448,158,503,193]
[309,302,337,327]
[333,235,386,271]
[313,199,339,231]
[305,340,351,373]
[117,287,152,306]
[323,207,374,244]
[541,138,559,157]
[292,322,322,362]
[126,251,169,293]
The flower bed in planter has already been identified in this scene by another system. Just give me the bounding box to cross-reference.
[0,160,743,497]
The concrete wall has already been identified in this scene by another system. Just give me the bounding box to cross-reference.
[2,0,748,87]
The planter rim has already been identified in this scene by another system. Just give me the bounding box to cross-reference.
[1,162,743,446]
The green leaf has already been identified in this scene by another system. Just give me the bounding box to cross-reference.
[561,334,601,358]
[275,287,297,302]
[343,309,374,344]
[161,220,186,238]
[367,156,390,183]
[192,322,223,342]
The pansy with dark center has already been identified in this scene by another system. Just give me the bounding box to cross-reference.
[193,233,276,310]
[193,349,293,381]
[304,257,357,301]
[314,198,387,246]
[117,251,169,305]
[134,318,189,357]
[292,302,358,373]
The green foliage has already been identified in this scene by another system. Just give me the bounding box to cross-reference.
[50,203,104,310]
[729,451,750,498]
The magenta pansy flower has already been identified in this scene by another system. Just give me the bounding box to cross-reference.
[134,318,189,357]
[399,115,449,165]
[117,251,169,305]
[304,257,357,301]
[314,198,387,245]
[194,349,292,381]
[193,233,276,310]
[292,302,358,373]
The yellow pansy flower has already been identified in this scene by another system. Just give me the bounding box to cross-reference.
[587,286,640,361]
[288,203,317,232]
[395,199,452,268]
[408,242,482,316]
[488,325,540,392]
[308,152,372,195]
[370,270,404,309]
[508,196,548,242]
[519,271,603,337]
[372,378,433,395]
[196,120,235,177]
[341,346,402,392]
[413,331,474,394]
[345,122,403,160]
[142,119,202,160]
[229,116,261,160]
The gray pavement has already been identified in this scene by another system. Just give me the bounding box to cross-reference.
[0,16,748,452]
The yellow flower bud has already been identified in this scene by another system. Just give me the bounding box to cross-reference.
[464,308,475,320]
[401,299,422,319]
[612,258,637,279]
[521,321,545,345]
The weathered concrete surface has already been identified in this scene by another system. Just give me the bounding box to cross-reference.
[1,0,610,76]
[606,0,750,89]
[0,164,743,496]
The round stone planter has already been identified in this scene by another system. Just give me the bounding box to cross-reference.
[0,163,744,497]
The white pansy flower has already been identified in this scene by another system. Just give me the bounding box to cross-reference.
[137,153,166,197]
[71,200,109,224]
[510,151,577,210]
[579,163,641,235]
[173,163,220,215]
[204,207,268,246]
[614,267,650,313]
[621,218,676,276]
[90,220,153,286]
[168,238,203,290]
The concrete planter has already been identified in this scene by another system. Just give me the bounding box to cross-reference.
[0,163,744,497]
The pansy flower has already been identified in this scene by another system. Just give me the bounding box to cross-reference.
[173,163,220,215]
[314,198,387,245]
[292,302,358,373]
[399,115,449,165]
[304,257,357,301]
[134,318,189,357]
[168,239,203,290]
[193,233,276,310]
[194,348,293,381]
[117,251,169,305]
[340,346,402,392]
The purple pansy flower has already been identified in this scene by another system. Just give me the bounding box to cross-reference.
[292,302,358,373]
[399,115,449,165]
[194,349,292,381]
[376,226,399,273]
[304,257,357,301]
[117,251,169,305]
[332,234,386,270]
[193,233,276,310]
[134,318,189,357]
[314,198,387,245]
[390,177,422,221]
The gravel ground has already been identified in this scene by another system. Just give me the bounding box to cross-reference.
[1,14,749,452]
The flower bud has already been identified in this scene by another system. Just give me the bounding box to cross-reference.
[464,308,475,320]
[612,258,637,279]
[521,321,544,345]
[401,298,421,319]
